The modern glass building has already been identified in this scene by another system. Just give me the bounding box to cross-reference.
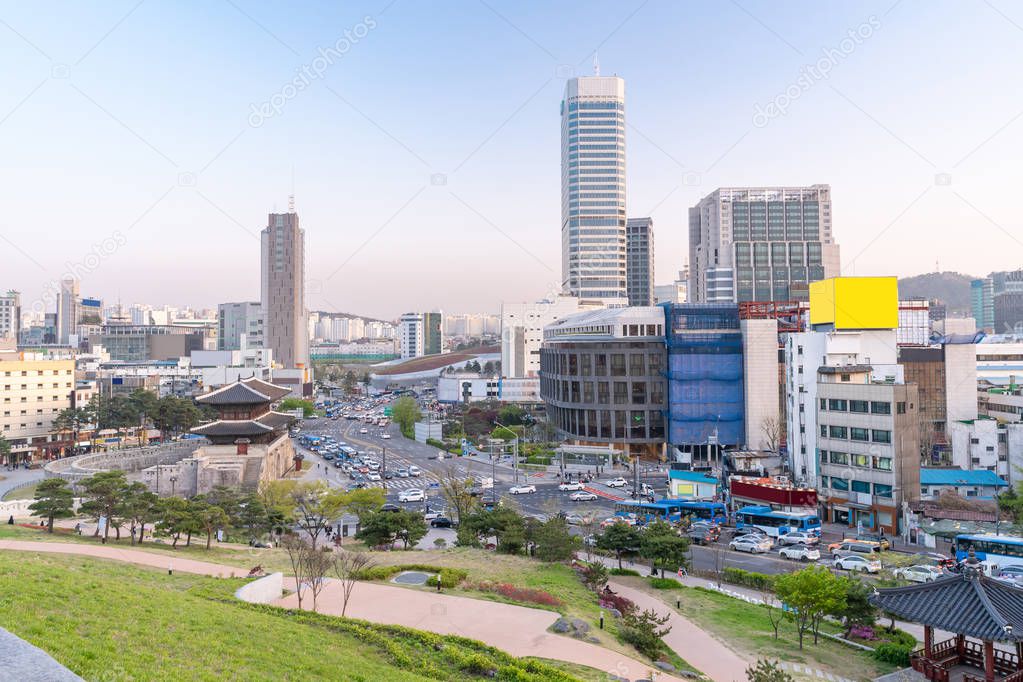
[626,217,654,307]
[688,186,840,304]
[561,75,628,306]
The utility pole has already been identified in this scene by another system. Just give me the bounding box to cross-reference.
[632,455,639,499]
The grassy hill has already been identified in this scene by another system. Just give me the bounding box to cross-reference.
[0,552,588,682]
[898,271,976,314]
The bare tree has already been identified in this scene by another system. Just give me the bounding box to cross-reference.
[437,467,479,525]
[281,534,308,610]
[301,545,334,613]
[761,416,783,454]
[333,550,374,617]
[762,590,783,639]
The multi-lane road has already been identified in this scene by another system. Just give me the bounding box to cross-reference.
[294,415,815,576]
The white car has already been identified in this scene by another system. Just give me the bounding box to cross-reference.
[603,477,628,488]
[381,434,391,439]
[366,472,381,482]
[564,513,592,526]
[729,536,772,554]
[359,428,368,434]
[894,565,944,583]
[509,484,537,495]
[558,481,584,491]
[408,465,422,477]
[423,509,446,521]
[569,491,598,502]
[398,488,425,503]
[777,531,820,546]
[778,544,821,562]
[834,553,882,573]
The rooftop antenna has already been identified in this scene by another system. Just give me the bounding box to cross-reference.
[593,52,600,76]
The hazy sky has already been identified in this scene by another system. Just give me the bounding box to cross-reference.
[2,1,1022,320]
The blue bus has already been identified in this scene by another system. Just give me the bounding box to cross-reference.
[614,500,727,525]
[954,534,1023,569]
[735,506,821,537]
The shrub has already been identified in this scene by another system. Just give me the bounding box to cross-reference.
[872,643,912,667]
[609,568,641,577]
[875,626,916,648]
[618,608,671,660]
[848,625,876,641]
[723,567,776,591]
[598,592,636,616]
[491,583,562,607]
[648,577,679,590]
[425,438,447,449]
[425,568,469,589]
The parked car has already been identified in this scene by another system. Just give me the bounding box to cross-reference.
[564,513,592,526]
[603,477,628,488]
[894,565,944,583]
[430,516,453,528]
[399,488,426,503]
[777,531,819,546]
[779,544,821,562]
[828,540,881,556]
[509,484,537,495]
[856,532,891,550]
[558,481,584,491]
[729,536,772,553]
[834,553,882,573]
[569,491,598,502]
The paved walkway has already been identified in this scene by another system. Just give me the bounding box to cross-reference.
[608,579,749,682]
[2,541,685,682]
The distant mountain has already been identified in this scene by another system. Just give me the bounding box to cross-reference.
[898,271,976,314]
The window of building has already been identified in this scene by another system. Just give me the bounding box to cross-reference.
[896,402,907,414]
[829,425,847,439]
[850,427,869,441]
[594,354,607,376]
[597,382,610,404]
[874,483,893,498]
[631,382,647,404]
[870,401,891,415]
[852,453,870,468]
[582,382,594,403]
[820,424,828,437]
[820,398,827,411]
[629,354,644,375]
[830,451,849,465]
[840,374,850,382]
[873,457,892,471]
[851,480,870,494]
[872,430,892,443]
[849,400,869,413]
[610,354,626,376]
[613,382,628,404]
[831,477,848,491]
[580,354,591,376]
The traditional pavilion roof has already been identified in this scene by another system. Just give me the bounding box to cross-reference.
[871,570,1023,642]
[190,420,275,437]
[194,381,272,406]
[255,411,297,429]
[240,377,292,401]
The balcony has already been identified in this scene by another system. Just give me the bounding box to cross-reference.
[912,639,1023,682]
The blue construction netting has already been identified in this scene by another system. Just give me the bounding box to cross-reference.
[663,304,746,447]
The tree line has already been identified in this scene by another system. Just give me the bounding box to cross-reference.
[53,388,214,447]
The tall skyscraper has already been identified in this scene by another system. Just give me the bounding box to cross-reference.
[561,72,627,307]
[57,277,80,345]
[261,211,308,369]
[626,217,654,306]
[688,185,840,304]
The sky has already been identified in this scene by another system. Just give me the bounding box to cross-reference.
[2,0,1022,320]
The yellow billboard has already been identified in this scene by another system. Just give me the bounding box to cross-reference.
[809,277,898,329]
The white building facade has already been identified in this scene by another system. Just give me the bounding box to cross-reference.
[500,296,595,379]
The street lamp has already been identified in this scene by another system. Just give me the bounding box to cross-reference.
[169,475,177,497]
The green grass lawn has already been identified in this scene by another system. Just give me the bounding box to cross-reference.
[1,482,38,500]
[0,551,592,682]
[615,576,899,682]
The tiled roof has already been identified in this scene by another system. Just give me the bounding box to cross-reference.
[190,420,274,436]
[255,411,296,429]
[921,468,1008,487]
[871,573,1023,642]
[241,377,292,401]
[194,382,270,405]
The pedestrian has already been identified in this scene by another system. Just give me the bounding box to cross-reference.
[6,515,13,525]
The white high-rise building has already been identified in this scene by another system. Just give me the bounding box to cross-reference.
[689,186,840,304]
[561,73,627,307]
[57,277,80,345]
[398,312,423,360]
[501,296,599,378]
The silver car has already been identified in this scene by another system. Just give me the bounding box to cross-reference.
[729,536,772,553]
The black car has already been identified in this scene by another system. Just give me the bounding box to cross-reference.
[731,526,768,539]
[687,529,717,545]
[380,504,401,513]
[430,516,453,528]
[333,460,344,468]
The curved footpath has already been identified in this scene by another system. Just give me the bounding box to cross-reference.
[0,541,690,682]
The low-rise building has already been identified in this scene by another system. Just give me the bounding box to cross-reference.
[919,467,1008,501]
[668,469,718,499]
[0,344,76,463]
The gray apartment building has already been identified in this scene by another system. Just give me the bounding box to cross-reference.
[815,366,920,536]
[261,211,309,370]
[218,301,263,351]
[688,185,840,304]
[626,217,654,307]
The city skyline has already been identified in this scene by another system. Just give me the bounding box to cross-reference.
[2,1,1022,319]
